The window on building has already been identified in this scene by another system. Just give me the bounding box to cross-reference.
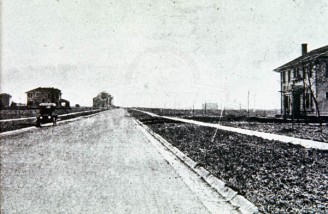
[288,70,291,82]
[326,92,328,99]
[305,93,310,108]
[284,95,290,113]
[282,72,286,83]
[326,63,328,77]
[305,93,314,109]
[28,93,32,98]
[296,68,301,78]
[293,69,297,79]
[299,68,303,78]
[309,66,313,78]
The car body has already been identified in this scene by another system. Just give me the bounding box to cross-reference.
[36,103,58,127]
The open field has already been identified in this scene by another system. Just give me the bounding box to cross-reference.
[134,107,328,143]
[128,109,328,213]
[136,107,279,118]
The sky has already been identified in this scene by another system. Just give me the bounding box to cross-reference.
[1,0,328,109]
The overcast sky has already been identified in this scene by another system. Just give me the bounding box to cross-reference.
[1,0,328,109]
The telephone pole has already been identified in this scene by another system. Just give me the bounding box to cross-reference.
[247,91,250,117]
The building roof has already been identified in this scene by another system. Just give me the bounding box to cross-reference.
[94,91,112,100]
[26,87,61,93]
[0,93,12,97]
[274,45,328,72]
[59,98,70,103]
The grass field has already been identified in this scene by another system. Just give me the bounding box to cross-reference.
[133,107,328,143]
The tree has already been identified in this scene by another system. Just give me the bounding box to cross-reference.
[299,59,327,128]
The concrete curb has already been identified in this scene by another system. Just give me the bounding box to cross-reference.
[134,119,259,214]
[0,111,105,137]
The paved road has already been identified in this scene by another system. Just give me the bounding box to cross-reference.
[1,109,236,214]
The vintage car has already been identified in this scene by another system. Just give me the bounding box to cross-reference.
[36,103,58,127]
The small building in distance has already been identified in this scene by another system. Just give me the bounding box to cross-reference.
[274,44,328,117]
[0,93,12,108]
[59,99,70,108]
[202,103,218,110]
[26,87,70,108]
[93,92,113,108]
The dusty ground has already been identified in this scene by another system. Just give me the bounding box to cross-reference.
[1,109,236,214]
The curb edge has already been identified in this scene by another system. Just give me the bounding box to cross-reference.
[134,119,259,214]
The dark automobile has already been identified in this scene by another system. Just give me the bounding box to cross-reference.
[36,103,58,127]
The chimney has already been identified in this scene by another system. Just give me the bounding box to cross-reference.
[302,43,307,56]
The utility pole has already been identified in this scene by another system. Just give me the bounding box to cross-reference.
[247,91,250,117]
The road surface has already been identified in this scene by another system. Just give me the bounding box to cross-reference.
[1,109,236,214]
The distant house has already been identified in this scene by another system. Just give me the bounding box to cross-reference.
[202,103,218,110]
[16,103,26,107]
[59,99,70,108]
[26,87,70,108]
[0,93,12,108]
[274,44,328,117]
[93,92,113,108]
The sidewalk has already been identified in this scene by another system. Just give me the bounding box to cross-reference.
[137,110,328,150]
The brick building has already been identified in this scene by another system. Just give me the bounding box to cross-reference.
[0,93,12,108]
[274,44,328,117]
[26,87,70,108]
[93,92,113,108]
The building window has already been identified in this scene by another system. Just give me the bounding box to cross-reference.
[288,70,291,82]
[305,93,310,108]
[296,68,301,78]
[326,63,328,77]
[294,68,298,79]
[282,72,286,83]
[309,66,313,78]
[326,92,328,99]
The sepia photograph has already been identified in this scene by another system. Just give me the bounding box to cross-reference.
[1,0,328,213]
